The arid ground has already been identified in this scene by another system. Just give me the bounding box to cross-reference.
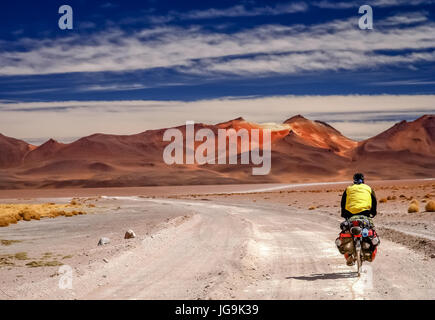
[0,179,434,299]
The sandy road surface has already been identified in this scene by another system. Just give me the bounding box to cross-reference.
[4,196,432,300]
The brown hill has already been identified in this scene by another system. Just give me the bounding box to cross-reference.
[355,115,435,156]
[0,115,433,189]
[284,115,357,155]
[348,115,435,180]
[23,139,66,163]
[271,130,351,180]
[0,134,34,168]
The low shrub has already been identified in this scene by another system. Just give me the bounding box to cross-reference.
[425,200,435,212]
[408,203,419,213]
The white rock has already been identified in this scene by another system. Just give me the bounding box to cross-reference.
[98,237,110,246]
[124,229,136,239]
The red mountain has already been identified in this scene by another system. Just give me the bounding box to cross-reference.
[23,139,66,163]
[0,134,34,168]
[348,115,435,180]
[355,115,435,156]
[0,115,433,189]
[284,115,357,155]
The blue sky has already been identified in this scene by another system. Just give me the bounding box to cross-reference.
[0,0,434,143]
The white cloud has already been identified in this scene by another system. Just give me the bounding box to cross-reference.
[185,50,435,75]
[77,84,149,92]
[177,2,308,19]
[134,3,308,24]
[313,0,435,9]
[100,2,117,9]
[377,11,429,26]
[0,13,434,77]
[1,95,433,142]
[75,82,186,92]
[312,1,357,9]
[329,121,399,140]
[372,80,435,85]
[370,0,434,6]
[78,21,97,29]
[144,2,308,23]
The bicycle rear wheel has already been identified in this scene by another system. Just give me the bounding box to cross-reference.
[355,240,362,277]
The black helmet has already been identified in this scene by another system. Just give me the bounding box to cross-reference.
[353,173,364,184]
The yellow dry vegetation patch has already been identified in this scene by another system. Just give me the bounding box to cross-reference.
[26,260,63,268]
[408,203,419,213]
[410,199,419,206]
[0,203,86,227]
[426,200,435,212]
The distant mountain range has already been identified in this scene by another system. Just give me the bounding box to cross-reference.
[0,115,434,189]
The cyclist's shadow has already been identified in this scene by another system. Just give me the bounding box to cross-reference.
[286,272,358,281]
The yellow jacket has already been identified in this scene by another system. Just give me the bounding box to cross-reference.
[341,183,377,218]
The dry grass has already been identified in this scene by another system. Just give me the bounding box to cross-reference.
[25,260,63,268]
[0,250,71,268]
[0,239,22,246]
[0,253,27,267]
[408,203,419,213]
[0,257,14,267]
[14,252,28,260]
[41,252,53,260]
[0,202,86,227]
[425,200,435,212]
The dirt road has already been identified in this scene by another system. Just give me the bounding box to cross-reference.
[1,196,434,299]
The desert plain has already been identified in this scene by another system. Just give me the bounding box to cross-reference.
[0,179,434,300]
